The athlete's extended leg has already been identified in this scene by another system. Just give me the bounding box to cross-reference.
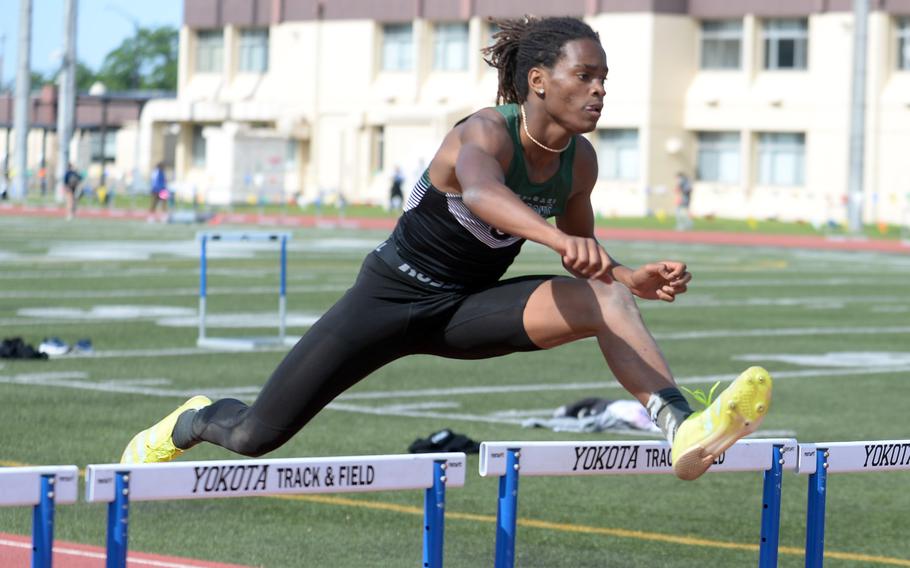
[180,316,404,457]
[121,254,412,463]
[520,277,771,480]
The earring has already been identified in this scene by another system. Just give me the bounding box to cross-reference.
[538,89,544,95]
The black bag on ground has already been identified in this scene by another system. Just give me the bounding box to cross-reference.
[408,429,480,454]
[0,337,48,360]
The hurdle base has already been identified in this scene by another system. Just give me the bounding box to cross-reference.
[196,336,299,351]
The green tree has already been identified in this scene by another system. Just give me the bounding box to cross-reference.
[74,61,96,91]
[95,25,178,91]
[47,60,96,92]
[29,70,49,87]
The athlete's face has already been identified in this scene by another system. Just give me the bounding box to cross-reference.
[531,38,608,134]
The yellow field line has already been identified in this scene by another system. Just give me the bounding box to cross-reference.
[3,461,908,566]
[276,493,910,566]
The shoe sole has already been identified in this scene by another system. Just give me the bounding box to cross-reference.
[673,368,772,481]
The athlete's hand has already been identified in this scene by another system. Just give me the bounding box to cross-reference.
[559,235,613,281]
[626,261,691,302]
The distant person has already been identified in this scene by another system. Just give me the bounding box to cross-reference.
[63,163,82,220]
[675,172,693,231]
[121,16,772,482]
[150,162,169,216]
[389,166,404,212]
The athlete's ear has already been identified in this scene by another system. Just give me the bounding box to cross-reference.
[527,67,547,98]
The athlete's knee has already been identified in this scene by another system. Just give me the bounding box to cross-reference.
[227,430,285,457]
[198,400,292,457]
[587,279,639,324]
[225,415,296,457]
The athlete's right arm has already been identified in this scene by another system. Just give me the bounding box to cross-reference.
[454,115,571,255]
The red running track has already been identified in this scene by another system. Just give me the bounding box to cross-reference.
[0,532,253,568]
[1,203,907,254]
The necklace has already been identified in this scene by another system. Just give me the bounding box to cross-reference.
[520,104,571,153]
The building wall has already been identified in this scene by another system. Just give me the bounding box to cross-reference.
[151,1,910,223]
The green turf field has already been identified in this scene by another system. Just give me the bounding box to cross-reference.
[1,214,909,567]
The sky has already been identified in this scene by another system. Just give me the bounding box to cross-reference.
[0,0,183,87]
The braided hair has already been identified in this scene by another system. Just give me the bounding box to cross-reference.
[482,16,600,105]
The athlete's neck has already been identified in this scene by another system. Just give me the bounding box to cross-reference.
[519,104,572,158]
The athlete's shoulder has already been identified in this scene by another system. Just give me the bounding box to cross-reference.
[456,107,513,154]
[459,107,509,133]
[574,133,596,158]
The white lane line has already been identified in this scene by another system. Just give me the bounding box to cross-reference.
[4,366,909,403]
[337,365,910,400]
[641,296,909,310]
[0,284,347,299]
[4,325,910,356]
[0,538,215,567]
[654,326,910,340]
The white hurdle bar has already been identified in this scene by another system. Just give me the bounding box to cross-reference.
[86,453,466,568]
[798,440,910,568]
[0,465,79,568]
[479,439,798,568]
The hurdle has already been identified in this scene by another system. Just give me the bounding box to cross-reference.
[798,440,910,567]
[85,452,466,568]
[0,465,79,568]
[196,231,297,350]
[478,439,798,568]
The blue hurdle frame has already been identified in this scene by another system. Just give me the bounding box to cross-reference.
[104,461,452,568]
[31,475,56,568]
[804,448,828,568]
[197,232,290,346]
[492,445,787,568]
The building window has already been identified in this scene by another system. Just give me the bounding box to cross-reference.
[285,140,299,169]
[899,18,910,70]
[697,132,740,183]
[192,125,207,168]
[196,29,224,73]
[382,23,413,71]
[90,131,117,162]
[239,28,269,73]
[758,132,805,186]
[597,129,639,181]
[434,23,469,71]
[763,19,808,70]
[701,20,742,69]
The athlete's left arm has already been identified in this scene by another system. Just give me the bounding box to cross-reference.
[556,137,692,302]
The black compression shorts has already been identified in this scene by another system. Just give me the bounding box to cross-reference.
[190,238,555,456]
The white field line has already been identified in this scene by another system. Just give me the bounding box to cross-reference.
[3,295,905,328]
[0,538,212,567]
[692,277,910,287]
[8,325,907,358]
[4,365,909,405]
[639,296,909,310]
[653,326,910,340]
[0,284,347,300]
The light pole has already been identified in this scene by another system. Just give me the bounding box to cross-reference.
[847,0,869,235]
[56,0,77,204]
[1,31,7,190]
[13,0,34,200]
[0,32,6,94]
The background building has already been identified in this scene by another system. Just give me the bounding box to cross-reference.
[0,85,171,197]
[144,0,910,224]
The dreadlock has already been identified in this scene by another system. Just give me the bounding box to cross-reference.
[482,16,600,105]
